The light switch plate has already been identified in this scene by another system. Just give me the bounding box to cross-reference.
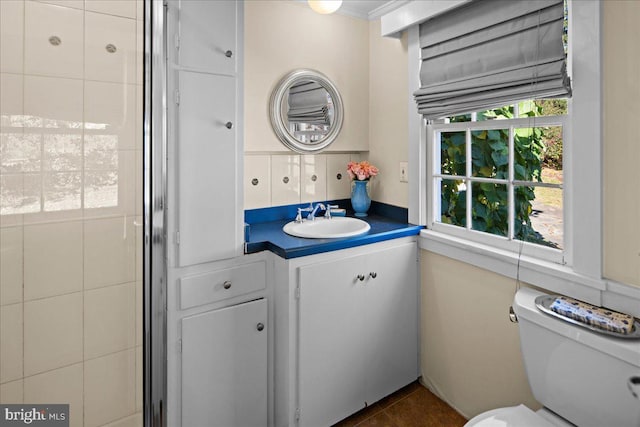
[399,161,408,183]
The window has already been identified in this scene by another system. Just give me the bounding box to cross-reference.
[429,100,567,263]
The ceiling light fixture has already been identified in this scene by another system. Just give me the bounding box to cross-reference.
[308,0,343,14]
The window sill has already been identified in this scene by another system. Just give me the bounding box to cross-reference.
[419,228,606,305]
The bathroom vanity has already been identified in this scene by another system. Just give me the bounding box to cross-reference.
[272,237,419,426]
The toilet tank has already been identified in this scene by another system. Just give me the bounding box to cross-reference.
[514,288,640,427]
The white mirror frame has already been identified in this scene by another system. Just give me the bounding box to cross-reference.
[269,69,344,153]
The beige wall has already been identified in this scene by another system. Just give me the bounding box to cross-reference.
[368,20,409,208]
[420,252,542,419]
[603,0,640,287]
[244,1,369,153]
[420,2,640,420]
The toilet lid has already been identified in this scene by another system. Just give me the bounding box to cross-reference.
[464,405,558,427]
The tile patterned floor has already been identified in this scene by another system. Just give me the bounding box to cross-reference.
[333,381,468,427]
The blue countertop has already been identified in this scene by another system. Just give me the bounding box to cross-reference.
[245,201,424,259]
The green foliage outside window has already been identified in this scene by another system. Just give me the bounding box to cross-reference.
[440,102,564,248]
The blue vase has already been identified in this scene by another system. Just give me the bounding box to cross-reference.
[351,180,371,217]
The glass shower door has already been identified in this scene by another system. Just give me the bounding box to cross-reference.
[1,1,144,426]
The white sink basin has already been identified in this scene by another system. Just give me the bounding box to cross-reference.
[283,217,370,239]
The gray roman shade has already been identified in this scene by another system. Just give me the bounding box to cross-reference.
[414,0,571,119]
[287,81,331,125]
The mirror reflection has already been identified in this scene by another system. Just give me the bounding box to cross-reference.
[270,69,343,153]
[284,80,334,144]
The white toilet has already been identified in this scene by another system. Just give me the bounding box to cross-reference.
[464,287,640,427]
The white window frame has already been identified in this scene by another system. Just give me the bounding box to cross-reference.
[429,112,567,265]
[404,0,608,304]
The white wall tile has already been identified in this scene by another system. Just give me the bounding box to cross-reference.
[84,216,135,289]
[301,154,327,204]
[135,281,142,346]
[136,0,143,21]
[1,132,41,174]
[85,12,136,83]
[326,153,352,200]
[83,148,135,216]
[136,22,143,85]
[85,0,136,18]
[103,413,142,427]
[24,75,83,129]
[35,1,84,10]
[84,282,135,359]
[135,149,142,216]
[0,304,23,383]
[1,73,24,127]
[0,0,24,74]
[84,349,136,427]
[0,380,23,403]
[0,227,23,306]
[25,1,83,79]
[24,363,83,427]
[84,81,136,150]
[135,346,142,412]
[24,221,83,301]
[135,216,142,282]
[24,292,83,376]
[244,155,271,209]
[270,155,300,206]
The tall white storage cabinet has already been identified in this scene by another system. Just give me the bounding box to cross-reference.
[166,2,270,427]
[172,0,243,266]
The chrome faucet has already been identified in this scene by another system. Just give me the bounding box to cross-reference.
[295,203,314,223]
[307,203,326,221]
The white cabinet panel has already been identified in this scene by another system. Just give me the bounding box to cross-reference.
[364,244,418,404]
[297,242,418,426]
[301,155,327,203]
[298,256,368,427]
[244,155,271,209]
[326,154,351,200]
[179,261,266,310]
[181,299,267,427]
[177,70,238,266]
[270,155,300,206]
[178,0,237,75]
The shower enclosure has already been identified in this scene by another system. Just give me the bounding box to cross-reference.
[0,1,165,425]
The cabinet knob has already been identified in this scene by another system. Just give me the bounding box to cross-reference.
[369,272,377,279]
[251,178,259,186]
[256,323,264,332]
[225,50,233,58]
[311,174,317,182]
[223,280,232,290]
[225,121,233,129]
[357,274,365,282]
[336,173,342,180]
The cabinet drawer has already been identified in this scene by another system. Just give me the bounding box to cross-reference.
[180,261,266,309]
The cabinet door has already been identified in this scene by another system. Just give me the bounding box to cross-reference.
[177,70,239,266]
[298,256,368,427]
[178,0,237,75]
[364,243,419,404]
[181,299,267,427]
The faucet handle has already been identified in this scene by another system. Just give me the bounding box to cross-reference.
[324,204,339,218]
[295,208,304,223]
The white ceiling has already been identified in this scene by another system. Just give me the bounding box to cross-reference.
[300,0,408,21]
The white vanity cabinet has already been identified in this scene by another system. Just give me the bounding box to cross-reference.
[181,298,268,427]
[169,0,243,267]
[274,238,419,427]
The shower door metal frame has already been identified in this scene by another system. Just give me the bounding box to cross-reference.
[144,1,168,426]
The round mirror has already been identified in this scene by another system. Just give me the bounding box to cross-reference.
[269,69,344,153]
